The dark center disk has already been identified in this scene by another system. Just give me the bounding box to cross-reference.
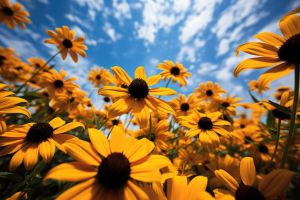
[180,103,190,111]
[26,123,54,143]
[112,119,119,126]
[278,34,300,64]
[62,39,73,48]
[103,96,110,103]
[148,133,156,142]
[235,185,265,200]
[271,109,291,120]
[2,7,14,16]
[97,153,131,189]
[128,78,149,99]
[0,55,6,66]
[258,143,269,154]
[96,75,101,80]
[244,136,253,144]
[222,102,230,108]
[206,90,213,96]
[198,117,213,130]
[53,80,64,88]
[240,124,246,129]
[170,66,180,75]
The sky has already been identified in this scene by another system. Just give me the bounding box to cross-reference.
[0,0,299,104]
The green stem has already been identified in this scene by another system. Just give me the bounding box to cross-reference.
[280,64,299,168]
[269,119,281,166]
[159,78,171,99]
[14,50,61,94]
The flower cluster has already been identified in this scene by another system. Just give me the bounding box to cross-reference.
[0,1,300,200]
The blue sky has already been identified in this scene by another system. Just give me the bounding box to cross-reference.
[0,0,299,103]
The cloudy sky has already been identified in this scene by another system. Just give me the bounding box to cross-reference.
[0,0,299,103]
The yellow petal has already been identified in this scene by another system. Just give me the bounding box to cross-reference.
[98,86,128,98]
[49,117,66,129]
[53,122,84,134]
[147,75,161,86]
[255,32,285,47]
[109,126,126,153]
[23,144,39,170]
[45,162,97,182]
[123,138,154,163]
[149,88,177,96]
[215,169,239,192]
[38,140,55,163]
[88,128,111,157]
[9,146,27,171]
[167,176,187,200]
[135,66,147,80]
[111,66,132,85]
[127,181,150,200]
[240,157,256,186]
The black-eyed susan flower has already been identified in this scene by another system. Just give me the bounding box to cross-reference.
[179,112,231,149]
[0,0,31,29]
[27,57,50,72]
[215,157,295,200]
[248,79,270,94]
[0,117,84,171]
[170,94,202,118]
[195,81,227,101]
[98,66,176,117]
[45,26,87,63]
[167,175,214,200]
[234,14,300,83]
[130,119,173,153]
[273,86,291,101]
[44,127,173,199]
[216,96,242,116]
[157,60,191,87]
[40,69,79,98]
[88,66,113,87]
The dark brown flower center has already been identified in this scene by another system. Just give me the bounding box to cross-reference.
[96,74,101,80]
[271,109,291,120]
[222,102,230,108]
[206,90,213,96]
[97,153,131,189]
[53,80,64,88]
[198,117,213,130]
[148,133,156,142]
[235,185,265,200]
[258,143,269,154]
[103,96,110,102]
[26,123,54,143]
[244,136,253,144]
[0,55,6,66]
[2,7,14,16]
[62,39,73,48]
[278,34,300,64]
[240,124,246,129]
[170,66,180,75]
[180,103,190,111]
[128,78,149,99]
[112,119,119,125]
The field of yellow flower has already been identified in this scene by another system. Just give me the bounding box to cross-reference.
[0,1,300,199]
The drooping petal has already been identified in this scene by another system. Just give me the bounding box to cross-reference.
[111,66,132,85]
[98,86,128,98]
[255,32,285,47]
[215,169,239,192]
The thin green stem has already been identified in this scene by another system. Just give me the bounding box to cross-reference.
[269,119,281,166]
[14,50,61,94]
[280,64,299,168]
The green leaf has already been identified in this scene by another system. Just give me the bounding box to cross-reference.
[266,110,276,129]
[248,90,259,103]
[268,100,291,115]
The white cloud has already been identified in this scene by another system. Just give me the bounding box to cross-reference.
[73,0,104,21]
[37,0,48,4]
[135,0,190,44]
[112,0,132,24]
[45,14,56,27]
[65,13,92,29]
[177,45,197,63]
[103,22,121,42]
[179,0,221,44]
[197,62,217,75]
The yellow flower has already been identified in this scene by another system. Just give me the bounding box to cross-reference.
[248,79,270,94]
[0,0,31,29]
[157,60,191,87]
[179,112,231,149]
[234,14,300,83]
[98,66,176,117]
[45,127,172,200]
[215,157,295,200]
[27,57,50,72]
[130,119,174,153]
[88,66,113,87]
[0,117,84,171]
[167,175,214,200]
[40,69,79,98]
[45,26,88,63]
[195,81,227,101]
[216,96,242,116]
[169,94,202,118]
